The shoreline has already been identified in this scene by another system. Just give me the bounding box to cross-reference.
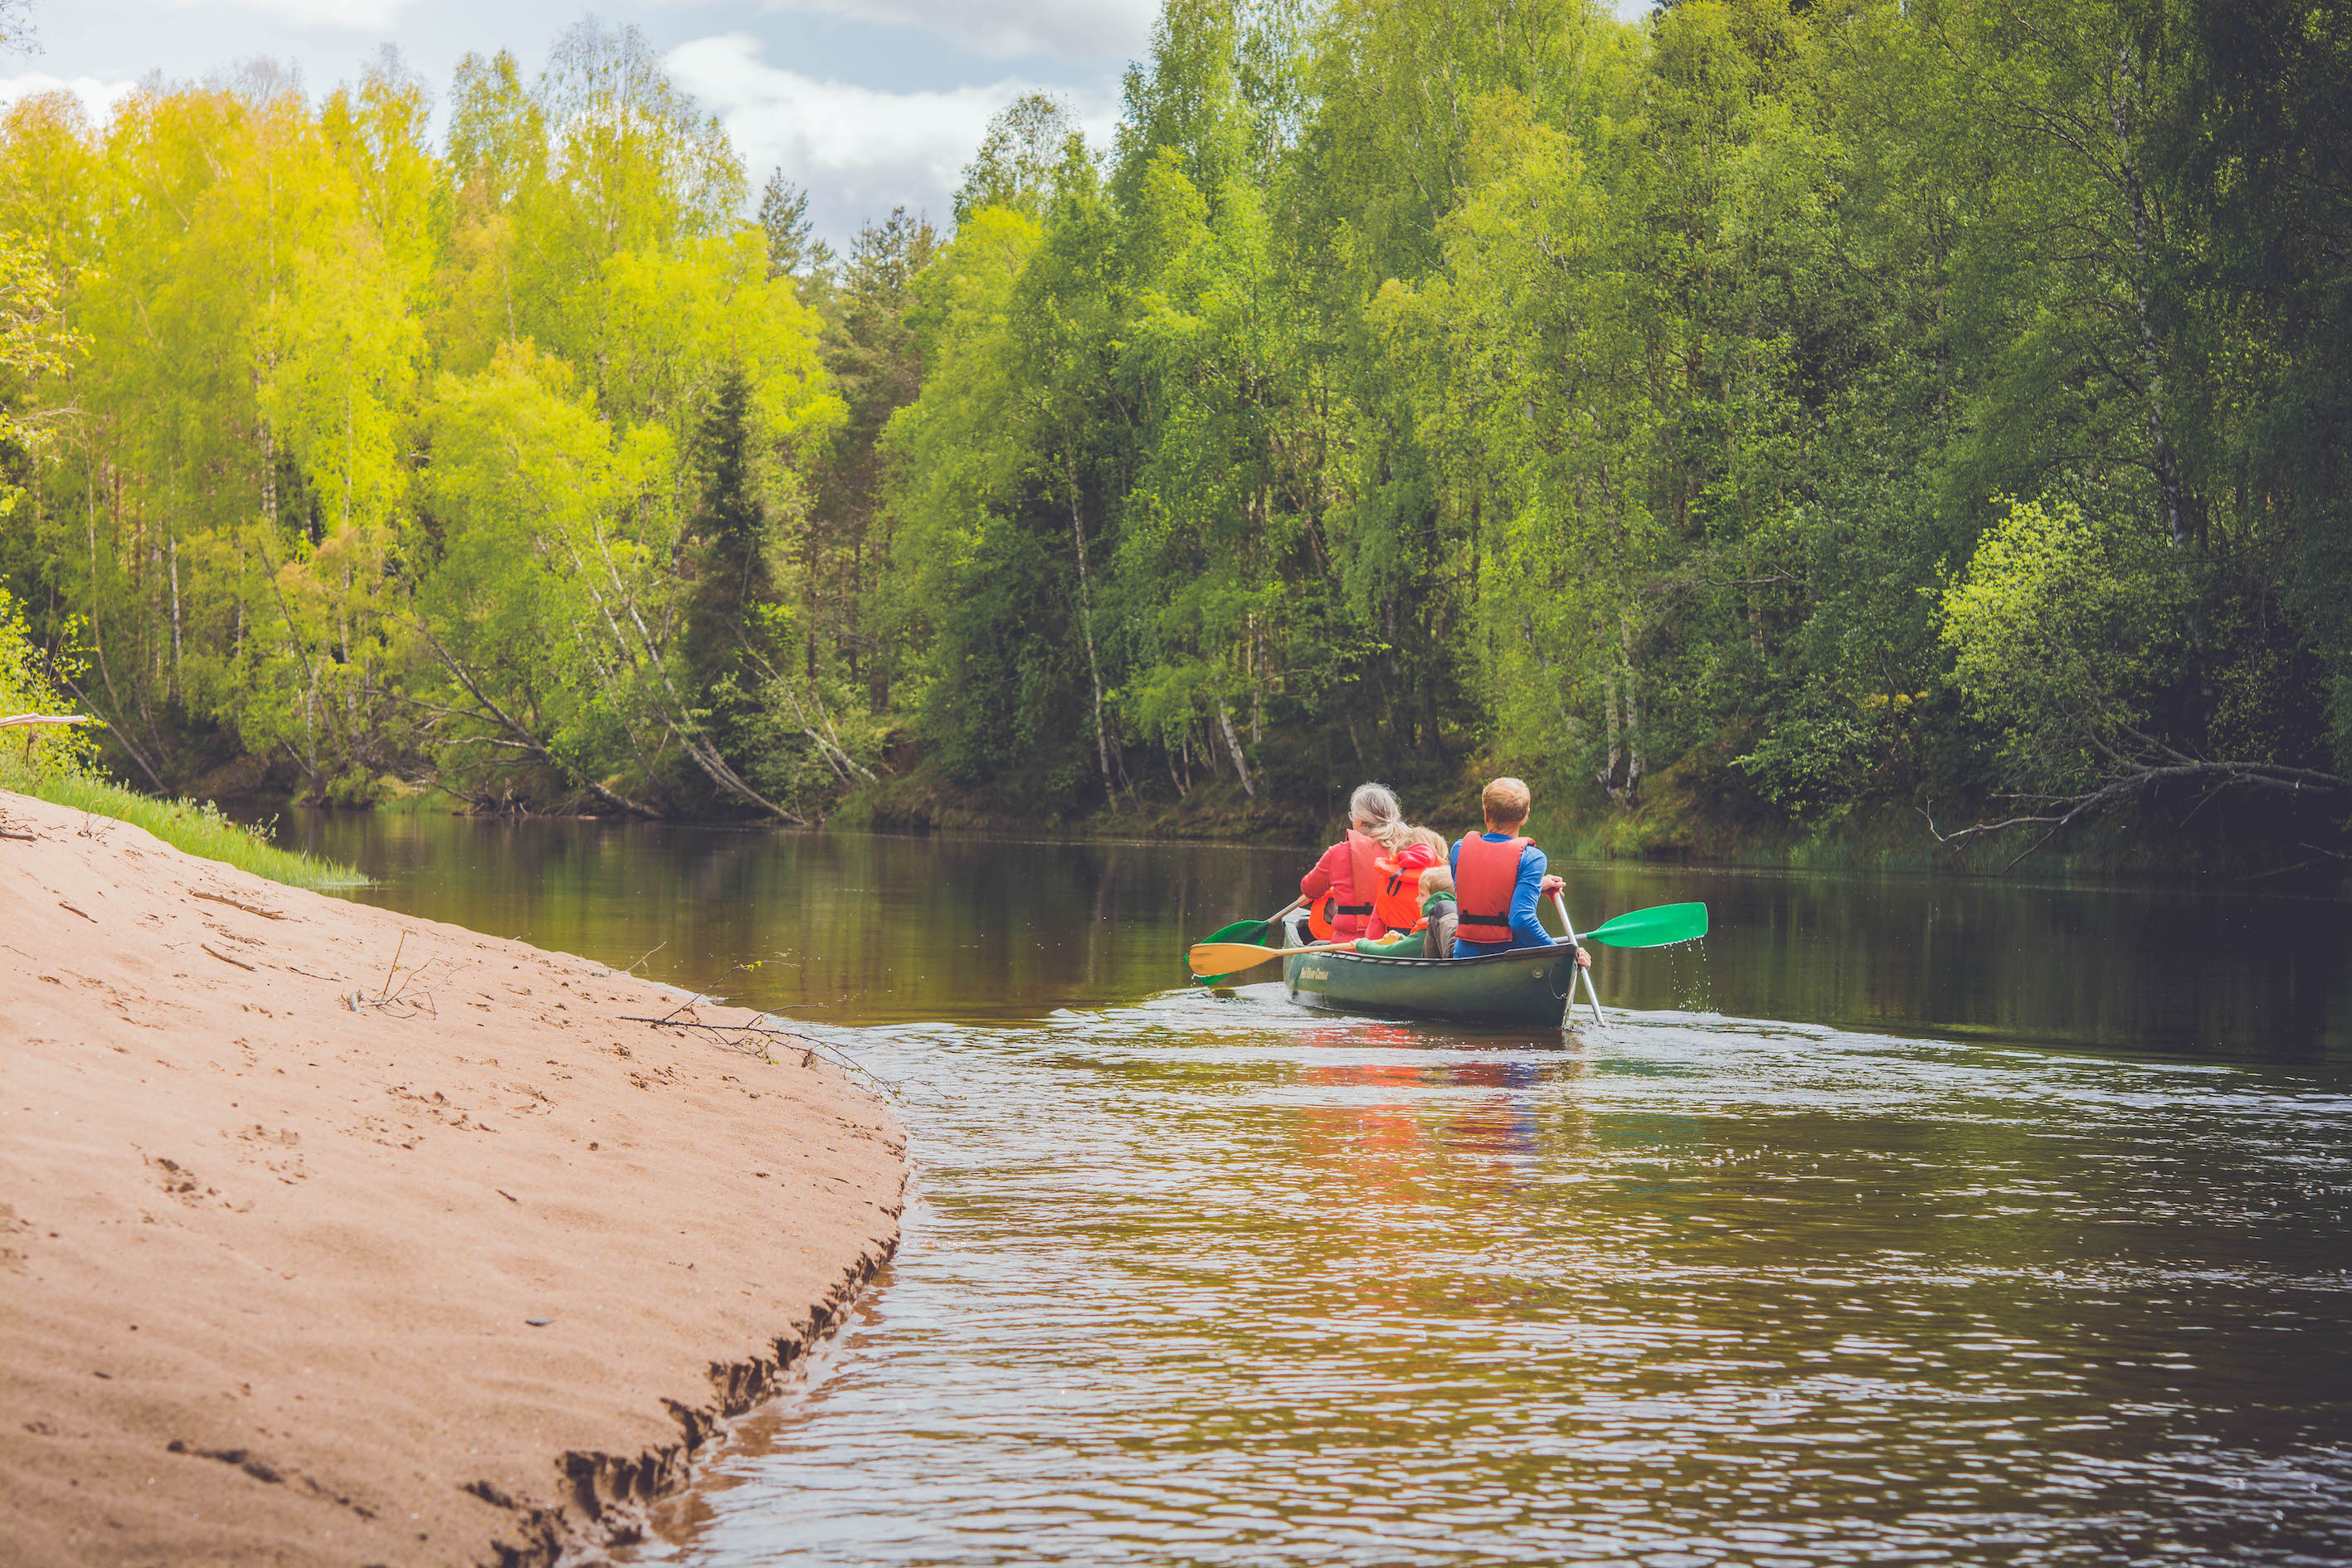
[235,787,2352,897]
[0,787,908,1567]
[161,752,2348,889]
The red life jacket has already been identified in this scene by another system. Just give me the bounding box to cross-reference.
[1454,832,1531,947]
[1371,843,1438,935]
[1307,829,1385,942]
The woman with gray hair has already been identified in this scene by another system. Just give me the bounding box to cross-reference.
[1301,782,1412,943]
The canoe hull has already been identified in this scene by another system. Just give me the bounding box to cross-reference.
[1282,941,1575,1028]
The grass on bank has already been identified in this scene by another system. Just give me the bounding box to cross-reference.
[2,588,363,890]
[20,772,368,890]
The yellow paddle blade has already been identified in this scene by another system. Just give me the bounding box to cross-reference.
[1186,941,1288,975]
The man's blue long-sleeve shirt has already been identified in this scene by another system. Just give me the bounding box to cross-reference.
[1448,832,1560,957]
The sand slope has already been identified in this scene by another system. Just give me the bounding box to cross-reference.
[0,789,905,1566]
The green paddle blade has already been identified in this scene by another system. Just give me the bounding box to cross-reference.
[1190,918,1270,985]
[1580,901,1708,948]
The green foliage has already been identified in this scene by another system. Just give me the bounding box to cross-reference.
[955,93,1083,223]
[0,0,2341,858]
[0,583,97,782]
[867,0,2345,851]
[0,586,358,887]
[0,32,850,821]
[1732,681,1892,824]
[757,170,833,286]
[1940,497,2184,792]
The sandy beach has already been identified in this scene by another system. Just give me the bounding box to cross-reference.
[0,788,906,1566]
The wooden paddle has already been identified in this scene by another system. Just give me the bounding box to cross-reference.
[1186,937,1353,976]
[1189,898,1305,985]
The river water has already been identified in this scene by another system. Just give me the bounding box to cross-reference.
[278,813,2352,1566]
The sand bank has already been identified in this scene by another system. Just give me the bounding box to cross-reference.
[0,789,905,1566]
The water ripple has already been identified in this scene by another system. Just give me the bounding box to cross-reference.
[639,1004,2352,1566]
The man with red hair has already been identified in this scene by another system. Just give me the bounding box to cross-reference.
[1449,777,1595,971]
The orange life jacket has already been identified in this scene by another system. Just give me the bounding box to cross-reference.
[1454,832,1531,947]
[1370,843,1438,934]
[1307,829,1385,942]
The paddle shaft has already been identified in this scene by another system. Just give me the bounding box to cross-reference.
[1551,892,1605,1026]
[1186,937,1354,975]
[1193,895,1695,991]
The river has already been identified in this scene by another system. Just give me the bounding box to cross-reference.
[275,811,2352,1566]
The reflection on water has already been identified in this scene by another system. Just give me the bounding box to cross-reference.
[279,813,1298,1025]
[268,812,2352,1563]
[277,811,2352,1055]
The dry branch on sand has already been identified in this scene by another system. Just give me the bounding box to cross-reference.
[621,992,896,1091]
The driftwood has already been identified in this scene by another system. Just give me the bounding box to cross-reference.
[0,713,101,730]
[4,713,102,767]
[621,1001,897,1093]
[192,889,286,920]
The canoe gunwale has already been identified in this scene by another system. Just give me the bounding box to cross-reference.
[1288,945,1569,970]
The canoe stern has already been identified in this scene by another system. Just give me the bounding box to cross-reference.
[1282,938,1574,1028]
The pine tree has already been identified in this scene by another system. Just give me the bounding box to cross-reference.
[758,168,835,290]
[685,362,771,683]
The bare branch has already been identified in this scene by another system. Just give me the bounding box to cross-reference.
[1922,744,2349,873]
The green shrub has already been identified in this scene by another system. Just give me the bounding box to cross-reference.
[0,587,363,889]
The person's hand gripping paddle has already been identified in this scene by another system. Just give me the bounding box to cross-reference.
[1550,896,1709,1026]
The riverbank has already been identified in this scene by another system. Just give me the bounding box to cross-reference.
[17,772,367,889]
[828,763,2352,888]
[0,787,906,1567]
[167,743,2348,891]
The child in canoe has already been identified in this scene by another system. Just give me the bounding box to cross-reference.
[1351,861,1458,960]
[1449,777,1593,973]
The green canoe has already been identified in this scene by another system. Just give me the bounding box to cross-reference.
[1281,938,1579,1027]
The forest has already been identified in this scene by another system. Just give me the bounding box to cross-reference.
[0,0,2345,866]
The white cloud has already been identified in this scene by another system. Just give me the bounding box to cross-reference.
[748,0,1155,63]
[160,0,419,29]
[0,72,139,125]
[668,32,1117,241]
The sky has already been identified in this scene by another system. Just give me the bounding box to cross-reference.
[3,0,1649,249]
